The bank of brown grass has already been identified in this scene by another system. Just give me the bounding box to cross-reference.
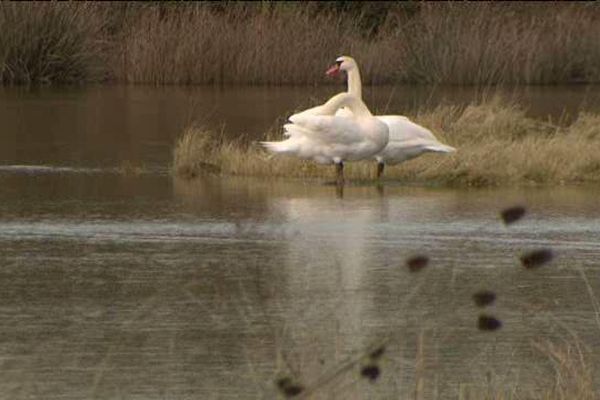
[391,3,600,84]
[115,3,600,85]
[172,97,600,187]
[115,4,395,85]
[0,3,111,84]
[3,3,600,85]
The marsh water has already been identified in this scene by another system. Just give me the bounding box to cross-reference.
[1,85,600,399]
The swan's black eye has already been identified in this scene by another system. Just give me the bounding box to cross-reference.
[336,60,342,66]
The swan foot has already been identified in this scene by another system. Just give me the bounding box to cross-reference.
[376,162,385,179]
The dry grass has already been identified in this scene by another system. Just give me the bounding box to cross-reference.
[448,341,595,400]
[390,3,600,84]
[112,2,600,85]
[0,3,111,84]
[3,3,600,85]
[172,96,600,187]
[264,333,596,399]
[172,123,326,181]
[115,4,378,85]
[283,332,596,399]
[532,340,595,400]
[403,97,600,187]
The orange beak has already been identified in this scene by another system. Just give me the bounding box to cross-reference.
[326,64,340,77]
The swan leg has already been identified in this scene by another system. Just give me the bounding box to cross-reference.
[376,162,385,179]
[336,184,344,199]
[336,161,344,186]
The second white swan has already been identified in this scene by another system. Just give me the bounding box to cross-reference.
[326,56,456,178]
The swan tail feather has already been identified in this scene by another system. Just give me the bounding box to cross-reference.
[426,143,456,153]
[260,140,298,155]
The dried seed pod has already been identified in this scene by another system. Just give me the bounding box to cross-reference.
[478,315,502,331]
[500,206,526,225]
[406,255,429,272]
[520,248,554,269]
[360,364,381,382]
[473,290,497,307]
[283,385,304,397]
[276,377,304,398]
[369,345,385,361]
[276,377,292,390]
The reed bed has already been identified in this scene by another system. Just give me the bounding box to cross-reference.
[116,4,375,85]
[391,3,600,84]
[3,3,600,85]
[172,96,600,187]
[0,3,110,84]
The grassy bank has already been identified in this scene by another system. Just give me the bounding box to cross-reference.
[3,3,600,85]
[172,96,600,187]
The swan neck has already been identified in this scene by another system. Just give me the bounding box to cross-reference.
[323,93,371,117]
[347,68,362,100]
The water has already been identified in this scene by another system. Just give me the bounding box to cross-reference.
[2,84,600,167]
[1,85,600,399]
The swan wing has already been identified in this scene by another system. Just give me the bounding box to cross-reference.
[288,104,327,123]
[285,102,343,136]
[286,115,367,145]
[377,116,438,142]
[334,107,354,118]
[289,93,360,124]
[283,105,326,136]
[377,137,455,164]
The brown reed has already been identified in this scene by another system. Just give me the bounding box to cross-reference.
[3,3,600,85]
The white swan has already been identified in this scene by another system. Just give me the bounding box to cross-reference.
[261,92,389,185]
[326,56,456,178]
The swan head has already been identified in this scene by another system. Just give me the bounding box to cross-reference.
[325,56,358,77]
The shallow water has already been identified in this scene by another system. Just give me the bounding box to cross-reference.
[2,84,600,168]
[1,85,600,399]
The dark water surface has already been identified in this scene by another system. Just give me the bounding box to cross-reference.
[1,86,600,399]
[2,84,600,168]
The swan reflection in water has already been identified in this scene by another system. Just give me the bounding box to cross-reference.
[172,177,477,396]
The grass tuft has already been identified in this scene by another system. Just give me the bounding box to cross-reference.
[533,340,595,400]
[0,3,110,84]
[172,96,600,187]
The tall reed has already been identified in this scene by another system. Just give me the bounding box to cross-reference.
[3,3,600,85]
[115,3,393,85]
[390,3,600,84]
[0,3,110,84]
